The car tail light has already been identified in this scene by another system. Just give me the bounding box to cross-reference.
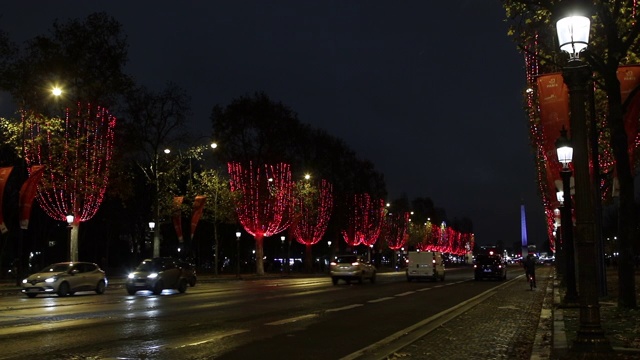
[351,262,359,266]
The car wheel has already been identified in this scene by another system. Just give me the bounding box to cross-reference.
[441,273,446,281]
[189,277,196,287]
[370,272,376,283]
[332,277,338,285]
[407,276,412,282]
[95,280,106,294]
[57,282,70,297]
[474,275,480,281]
[26,293,37,298]
[178,279,188,294]
[126,286,137,295]
[152,281,164,295]
[358,275,363,284]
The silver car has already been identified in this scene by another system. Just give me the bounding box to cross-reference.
[21,262,108,298]
[330,254,376,285]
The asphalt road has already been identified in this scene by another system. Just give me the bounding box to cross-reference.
[0,266,518,359]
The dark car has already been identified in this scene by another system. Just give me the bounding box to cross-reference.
[126,257,188,295]
[474,253,508,280]
[176,260,197,287]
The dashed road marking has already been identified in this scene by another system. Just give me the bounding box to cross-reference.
[368,297,395,303]
[265,314,318,325]
[395,291,415,297]
[326,304,363,312]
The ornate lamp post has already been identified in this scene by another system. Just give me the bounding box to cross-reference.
[235,231,241,278]
[555,127,579,305]
[281,235,286,271]
[66,214,74,261]
[555,7,611,353]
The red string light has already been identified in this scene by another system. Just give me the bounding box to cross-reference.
[23,103,116,223]
[341,193,385,247]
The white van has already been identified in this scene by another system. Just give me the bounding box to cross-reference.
[406,251,445,281]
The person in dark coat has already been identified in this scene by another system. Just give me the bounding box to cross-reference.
[523,254,536,288]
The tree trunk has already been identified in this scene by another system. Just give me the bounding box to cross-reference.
[606,75,638,309]
[305,244,313,273]
[255,234,264,276]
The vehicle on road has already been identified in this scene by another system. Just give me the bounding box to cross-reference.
[329,254,376,285]
[406,251,445,281]
[176,260,197,287]
[474,252,508,281]
[21,262,107,298]
[126,257,188,295]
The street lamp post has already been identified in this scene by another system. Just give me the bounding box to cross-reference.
[66,214,74,261]
[235,231,241,278]
[556,127,579,305]
[556,10,611,353]
[281,235,286,272]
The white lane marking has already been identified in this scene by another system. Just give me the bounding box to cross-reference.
[326,304,363,312]
[416,287,432,292]
[368,297,395,303]
[178,329,249,348]
[265,314,318,326]
[394,291,415,297]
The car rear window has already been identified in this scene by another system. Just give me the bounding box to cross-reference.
[476,256,503,265]
[335,256,358,264]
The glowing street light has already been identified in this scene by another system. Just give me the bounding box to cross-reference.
[555,5,611,353]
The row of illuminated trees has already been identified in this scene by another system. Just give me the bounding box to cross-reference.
[0,12,473,277]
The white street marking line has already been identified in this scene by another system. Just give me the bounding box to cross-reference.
[326,304,364,312]
[416,288,432,292]
[265,314,318,326]
[179,329,249,348]
[394,291,415,297]
[368,297,395,303]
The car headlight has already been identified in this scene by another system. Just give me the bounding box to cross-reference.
[127,273,135,279]
[147,273,158,279]
[45,277,57,283]
[22,279,27,284]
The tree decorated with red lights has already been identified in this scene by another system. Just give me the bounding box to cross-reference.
[23,103,116,261]
[384,211,410,268]
[341,193,385,258]
[228,161,293,276]
[291,179,333,272]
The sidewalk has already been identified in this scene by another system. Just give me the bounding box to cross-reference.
[382,266,640,360]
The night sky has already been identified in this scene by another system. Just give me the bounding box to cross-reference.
[0,1,548,250]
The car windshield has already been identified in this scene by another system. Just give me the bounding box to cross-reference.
[335,256,358,264]
[136,260,161,272]
[41,263,72,273]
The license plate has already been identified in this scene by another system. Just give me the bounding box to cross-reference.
[27,288,39,293]
[484,269,492,272]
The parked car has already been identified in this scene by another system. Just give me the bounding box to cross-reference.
[329,254,376,285]
[406,251,445,281]
[126,257,188,295]
[21,262,107,298]
[474,253,508,281]
[176,260,197,287]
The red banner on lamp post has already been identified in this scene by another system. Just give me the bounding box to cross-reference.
[173,196,184,243]
[0,167,13,234]
[19,165,45,230]
[190,195,207,238]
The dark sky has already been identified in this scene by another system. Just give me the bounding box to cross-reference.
[0,1,548,250]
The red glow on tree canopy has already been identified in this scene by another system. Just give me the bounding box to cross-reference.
[341,193,385,247]
[23,103,116,223]
[417,221,473,255]
[228,161,293,275]
[291,179,333,272]
[384,211,410,251]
